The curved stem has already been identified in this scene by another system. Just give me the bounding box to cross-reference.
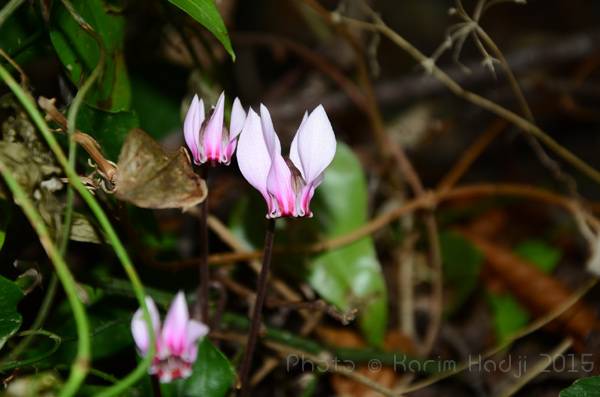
[0,160,90,397]
[0,60,155,397]
[238,219,276,396]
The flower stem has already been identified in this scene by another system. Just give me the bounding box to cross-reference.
[151,375,163,397]
[238,218,276,396]
[196,166,210,323]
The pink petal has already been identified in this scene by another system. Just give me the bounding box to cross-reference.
[201,92,225,162]
[289,112,308,181]
[260,105,296,217]
[183,319,209,362]
[183,95,205,164]
[229,97,246,141]
[131,296,161,355]
[161,291,189,357]
[267,155,296,217]
[296,105,336,185]
[299,176,322,217]
[236,109,272,209]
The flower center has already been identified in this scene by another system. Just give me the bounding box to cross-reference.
[153,355,193,383]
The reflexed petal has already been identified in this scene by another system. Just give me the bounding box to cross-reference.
[296,105,336,185]
[162,291,189,356]
[131,296,161,355]
[183,95,205,164]
[237,109,272,208]
[183,319,209,362]
[202,92,225,161]
[229,97,246,140]
[289,112,308,181]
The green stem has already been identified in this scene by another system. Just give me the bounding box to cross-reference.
[0,159,90,397]
[0,61,154,397]
[0,0,24,28]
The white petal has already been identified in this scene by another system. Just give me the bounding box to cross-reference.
[296,105,336,184]
[131,296,161,355]
[229,97,246,141]
[183,319,209,362]
[259,104,282,156]
[183,95,205,164]
[162,291,189,356]
[237,109,271,199]
[289,111,309,181]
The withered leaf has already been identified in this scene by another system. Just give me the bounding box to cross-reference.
[114,128,207,210]
[70,212,103,244]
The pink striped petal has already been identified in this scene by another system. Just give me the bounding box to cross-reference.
[296,105,336,185]
[237,109,272,210]
[161,291,189,357]
[201,92,225,162]
[131,296,161,355]
[183,95,205,164]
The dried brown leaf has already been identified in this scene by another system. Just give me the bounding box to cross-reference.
[114,128,207,210]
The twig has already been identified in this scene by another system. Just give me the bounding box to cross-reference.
[207,215,302,302]
[274,30,600,119]
[335,12,600,185]
[437,119,507,193]
[266,341,400,397]
[397,280,596,394]
[497,338,574,397]
[167,183,599,268]
[238,219,276,396]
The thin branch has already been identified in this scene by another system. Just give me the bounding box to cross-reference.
[335,13,600,185]
[497,337,574,397]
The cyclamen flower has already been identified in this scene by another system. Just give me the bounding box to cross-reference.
[237,104,336,218]
[183,92,246,165]
[131,292,209,383]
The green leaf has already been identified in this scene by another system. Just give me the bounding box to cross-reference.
[440,231,484,313]
[515,239,561,274]
[308,143,388,346]
[560,376,600,397]
[154,338,235,397]
[487,292,529,344]
[49,0,131,111]
[180,338,236,397]
[0,275,24,351]
[75,104,139,160]
[167,0,235,60]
